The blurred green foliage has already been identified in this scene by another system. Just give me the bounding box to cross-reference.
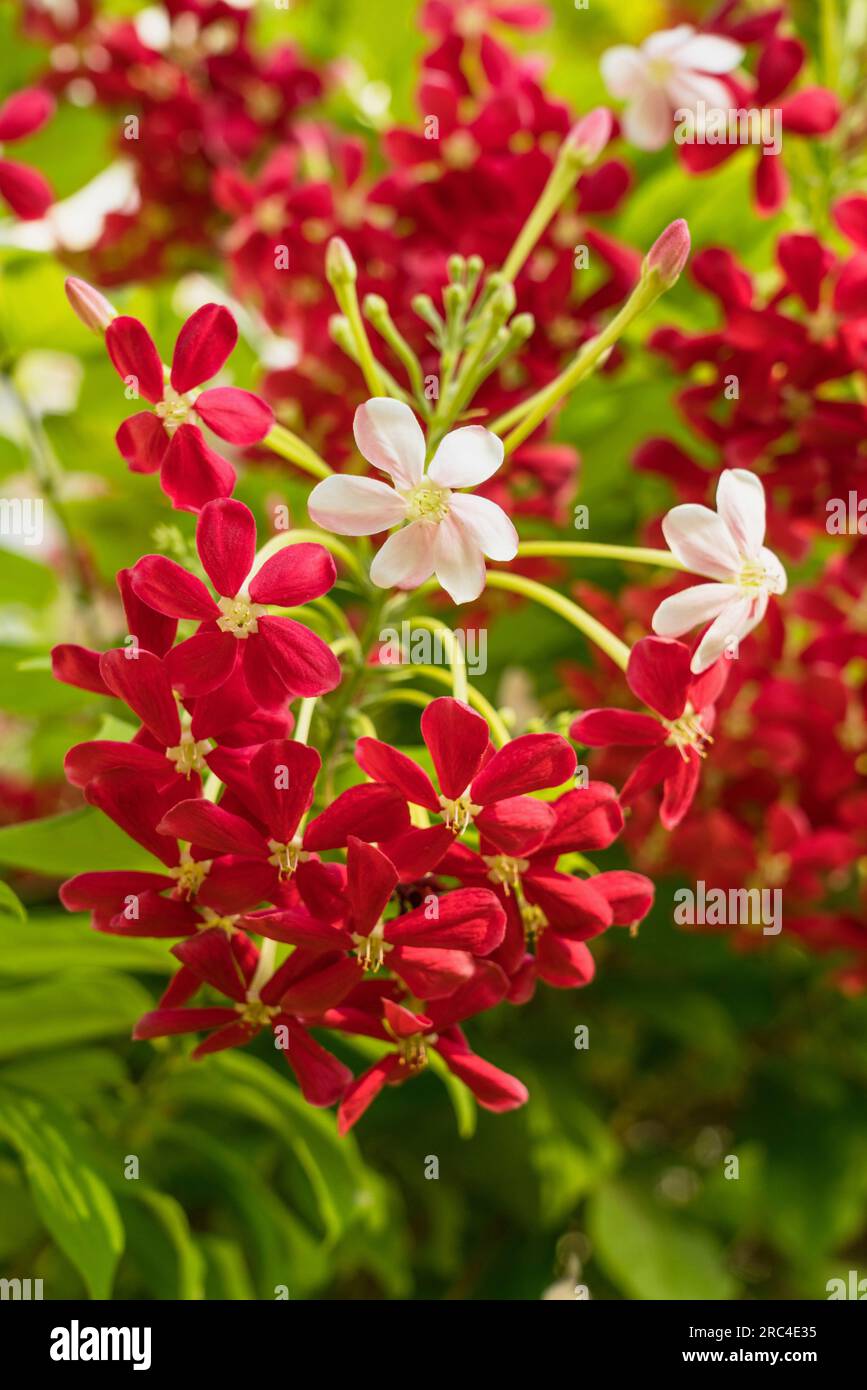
[0,0,865,1301]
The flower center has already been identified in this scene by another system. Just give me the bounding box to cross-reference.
[438,792,482,834]
[396,1034,431,1071]
[165,733,210,778]
[662,708,713,762]
[236,998,280,1029]
[351,921,394,973]
[738,559,784,595]
[197,907,239,935]
[267,837,306,878]
[647,56,674,84]
[169,855,212,899]
[155,385,194,432]
[405,481,451,523]
[519,899,547,944]
[216,594,265,637]
[441,130,480,169]
[483,854,529,894]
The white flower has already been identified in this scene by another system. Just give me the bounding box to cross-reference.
[652,469,787,673]
[600,24,743,151]
[307,398,518,604]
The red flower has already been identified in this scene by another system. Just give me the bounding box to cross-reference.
[133,929,353,1108]
[351,696,577,876]
[0,88,54,219]
[105,304,274,511]
[572,636,729,829]
[247,835,506,999]
[131,498,341,705]
[321,962,529,1133]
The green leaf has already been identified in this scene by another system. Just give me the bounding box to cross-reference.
[0,971,153,1058]
[0,911,173,978]
[0,879,26,923]
[0,548,57,606]
[427,1047,477,1139]
[588,1180,736,1300]
[0,1090,124,1298]
[0,1047,127,1103]
[119,1188,206,1301]
[0,807,164,874]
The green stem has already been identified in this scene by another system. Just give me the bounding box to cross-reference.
[405,615,468,701]
[484,571,630,671]
[499,144,586,285]
[293,697,317,745]
[263,424,331,481]
[335,282,384,395]
[381,666,511,746]
[517,540,685,569]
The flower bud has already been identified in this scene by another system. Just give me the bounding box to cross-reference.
[565,107,613,165]
[64,276,117,335]
[325,236,357,288]
[644,219,691,288]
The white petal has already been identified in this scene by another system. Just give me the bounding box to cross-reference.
[427,426,505,488]
[690,594,757,673]
[665,72,733,111]
[433,514,487,605]
[369,521,438,590]
[449,493,518,561]
[675,35,744,73]
[621,87,674,151]
[643,25,697,59]
[661,503,741,579]
[652,583,735,637]
[600,45,646,98]
[353,398,425,488]
[716,469,766,559]
[759,545,787,595]
[307,475,407,536]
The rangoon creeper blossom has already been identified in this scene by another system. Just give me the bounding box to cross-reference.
[652,469,787,672]
[307,398,518,603]
[601,25,743,151]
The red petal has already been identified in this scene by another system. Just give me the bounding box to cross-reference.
[85,769,184,867]
[471,733,576,804]
[51,643,110,695]
[171,927,250,1002]
[834,194,867,250]
[248,543,336,607]
[435,1036,528,1112]
[254,616,342,698]
[355,737,439,811]
[780,87,840,135]
[474,796,554,855]
[192,1020,259,1056]
[524,870,612,939]
[160,425,235,513]
[421,697,490,799]
[338,1056,402,1133]
[304,782,411,851]
[377,824,454,878]
[117,568,177,658]
[196,497,256,597]
[346,837,398,936]
[60,870,174,912]
[626,636,691,721]
[164,631,238,697]
[131,555,219,620]
[133,1007,237,1039]
[278,1020,354,1107]
[383,997,431,1037]
[0,158,53,219]
[248,908,352,951]
[64,739,173,790]
[105,316,164,403]
[99,648,180,746]
[619,745,680,803]
[171,303,238,393]
[535,933,595,989]
[0,88,55,141]
[116,412,167,473]
[250,739,320,842]
[270,957,361,1014]
[158,799,265,858]
[660,750,701,829]
[194,387,274,443]
[571,709,664,747]
[386,886,505,954]
[389,946,474,999]
[592,870,655,925]
[542,784,623,855]
[425,960,509,1030]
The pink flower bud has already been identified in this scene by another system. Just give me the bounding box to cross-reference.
[566,107,613,164]
[644,219,691,288]
[64,276,117,334]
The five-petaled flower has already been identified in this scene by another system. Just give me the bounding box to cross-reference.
[307,398,518,603]
[105,303,274,511]
[571,635,728,829]
[652,469,786,672]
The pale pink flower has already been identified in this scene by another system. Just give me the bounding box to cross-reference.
[308,398,518,604]
[652,469,787,674]
[600,25,743,151]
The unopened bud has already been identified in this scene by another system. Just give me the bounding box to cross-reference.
[508,312,535,344]
[447,254,466,283]
[564,107,613,165]
[363,293,389,324]
[644,219,691,288]
[325,236,357,287]
[64,276,117,334]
